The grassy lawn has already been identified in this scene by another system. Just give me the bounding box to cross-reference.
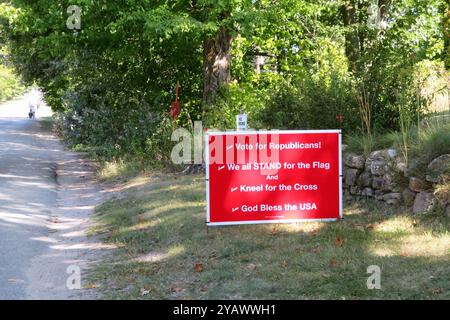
[89,173,450,299]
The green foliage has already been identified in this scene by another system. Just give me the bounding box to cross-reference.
[411,121,450,167]
[1,0,448,167]
[0,64,25,102]
[344,131,400,156]
[258,74,358,131]
[204,83,268,130]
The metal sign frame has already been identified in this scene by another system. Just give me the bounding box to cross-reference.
[205,129,343,226]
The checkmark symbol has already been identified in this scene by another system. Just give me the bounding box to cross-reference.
[231,187,238,192]
[232,207,239,213]
[226,145,233,151]
[218,165,225,171]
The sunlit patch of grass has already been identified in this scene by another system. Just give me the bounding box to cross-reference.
[89,173,450,300]
[97,159,149,182]
[369,215,450,258]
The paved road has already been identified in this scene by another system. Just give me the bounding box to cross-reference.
[0,93,111,299]
[0,93,56,298]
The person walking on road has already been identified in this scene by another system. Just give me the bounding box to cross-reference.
[28,103,36,119]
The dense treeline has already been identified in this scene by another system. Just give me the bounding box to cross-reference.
[0,0,448,163]
[0,63,24,102]
[0,4,24,102]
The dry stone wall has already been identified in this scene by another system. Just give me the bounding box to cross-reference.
[343,149,450,215]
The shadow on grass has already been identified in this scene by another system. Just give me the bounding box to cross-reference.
[90,175,450,300]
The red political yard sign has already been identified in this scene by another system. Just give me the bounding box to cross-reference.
[205,130,342,226]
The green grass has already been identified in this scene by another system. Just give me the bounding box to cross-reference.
[89,173,450,300]
[344,132,401,156]
[345,121,450,179]
[38,116,54,131]
[411,122,450,165]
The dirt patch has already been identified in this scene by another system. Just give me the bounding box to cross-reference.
[24,125,117,299]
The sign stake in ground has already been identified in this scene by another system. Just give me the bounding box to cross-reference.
[236,114,248,131]
[170,81,181,120]
[205,130,342,226]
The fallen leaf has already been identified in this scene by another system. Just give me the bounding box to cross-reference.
[194,263,203,272]
[84,283,98,289]
[329,257,338,268]
[171,286,183,293]
[433,288,443,295]
[138,214,145,224]
[271,227,279,236]
[412,220,418,227]
[311,247,321,254]
[294,246,303,254]
[366,224,375,230]
[281,260,287,268]
[335,236,345,247]
[140,288,150,296]
[246,263,257,271]
[400,251,409,257]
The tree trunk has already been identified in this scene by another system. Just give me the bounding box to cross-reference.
[202,26,232,105]
[341,1,359,73]
[443,2,450,69]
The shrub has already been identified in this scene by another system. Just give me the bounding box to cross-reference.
[258,75,359,132]
[204,83,267,130]
[53,86,187,170]
[0,64,25,102]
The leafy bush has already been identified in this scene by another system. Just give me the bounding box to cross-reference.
[53,86,184,170]
[258,75,358,132]
[204,83,268,130]
[0,64,25,102]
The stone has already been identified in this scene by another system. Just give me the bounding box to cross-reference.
[394,157,407,174]
[357,171,373,187]
[426,154,450,183]
[361,187,374,197]
[382,192,402,205]
[381,173,396,192]
[344,168,360,186]
[374,189,383,197]
[387,148,398,159]
[413,192,436,214]
[350,185,362,195]
[372,176,384,190]
[405,158,421,177]
[344,153,365,170]
[409,177,430,192]
[370,159,387,176]
[402,188,416,206]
